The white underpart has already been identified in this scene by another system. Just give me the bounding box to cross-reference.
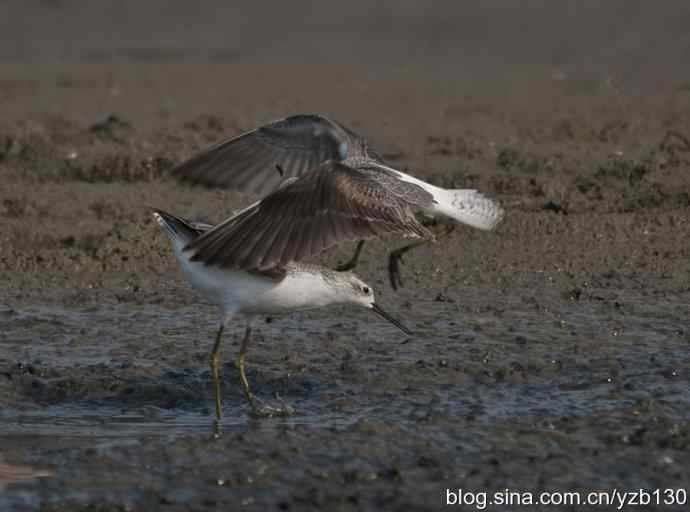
[165,235,352,317]
[383,165,504,231]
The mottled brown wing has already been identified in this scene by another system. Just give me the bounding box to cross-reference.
[184,161,434,270]
[172,114,370,196]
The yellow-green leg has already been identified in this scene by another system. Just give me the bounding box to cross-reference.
[237,324,257,408]
[209,324,225,421]
[236,323,295,417]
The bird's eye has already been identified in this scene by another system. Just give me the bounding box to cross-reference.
[362,286,370,294]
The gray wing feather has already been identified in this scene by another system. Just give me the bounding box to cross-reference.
[184,161,434,270]
[172,114,372,196]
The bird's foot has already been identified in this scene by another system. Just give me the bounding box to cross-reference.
[388,250,405,290]
[335,260,357,272]
[335,241,365,272]
[211,419,222,439]
[335,251,361,272]
[247,393,295,418]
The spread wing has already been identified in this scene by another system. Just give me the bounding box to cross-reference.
[184,161,435,270]
[172,114,375,196]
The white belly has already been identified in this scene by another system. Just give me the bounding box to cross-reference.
[174,240,336,316]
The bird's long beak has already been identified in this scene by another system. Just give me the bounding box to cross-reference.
[371,303,412,335]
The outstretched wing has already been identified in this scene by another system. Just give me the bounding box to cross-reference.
[184,161,435,270]
[172,114,374,196]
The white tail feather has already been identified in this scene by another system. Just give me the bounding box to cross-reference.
[386,168,504,231]
[432,189,504,230]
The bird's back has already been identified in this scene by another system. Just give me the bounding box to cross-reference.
[153,209,355,316]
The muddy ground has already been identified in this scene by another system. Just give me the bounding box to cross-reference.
[1,2,689,511]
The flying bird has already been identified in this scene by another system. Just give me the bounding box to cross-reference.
[172,114,503,289]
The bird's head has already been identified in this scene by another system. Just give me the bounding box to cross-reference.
[340,274,411,335]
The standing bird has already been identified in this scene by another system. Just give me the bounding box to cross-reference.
[152,195,412,421]
[172,114,503,289]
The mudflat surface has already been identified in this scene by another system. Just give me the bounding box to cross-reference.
[1,2,689,511]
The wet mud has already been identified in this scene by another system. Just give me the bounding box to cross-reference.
[1,1,690,510]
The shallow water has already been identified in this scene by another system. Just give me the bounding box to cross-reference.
[1,288,688,509]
